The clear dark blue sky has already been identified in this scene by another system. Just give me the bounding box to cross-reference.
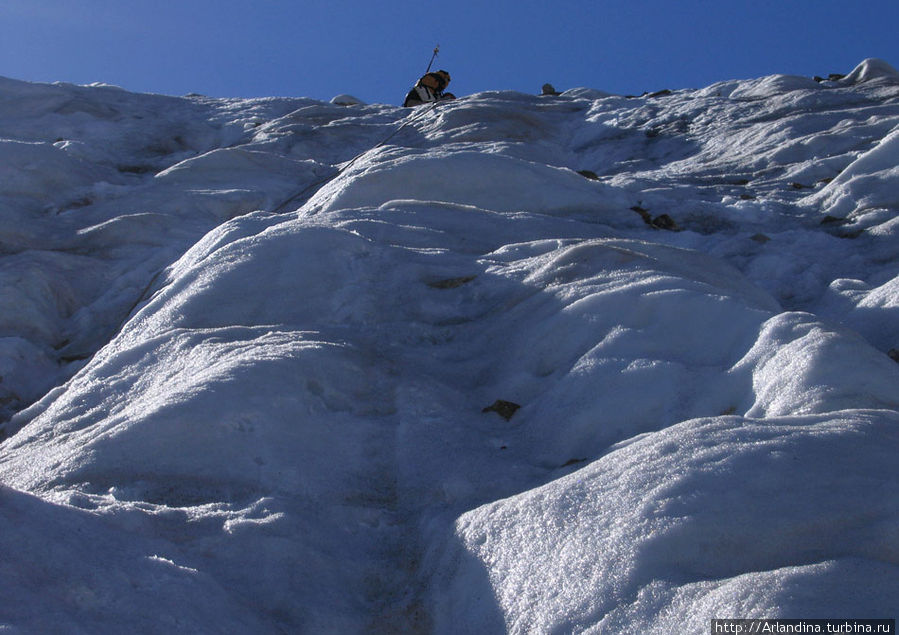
[2,0,897,105]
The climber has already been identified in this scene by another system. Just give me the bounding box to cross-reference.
[403,70,455,107]
[541,83,561,96]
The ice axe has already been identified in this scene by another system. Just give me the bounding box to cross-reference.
[425,44,440,74]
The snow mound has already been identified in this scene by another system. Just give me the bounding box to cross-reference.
[305,147,637,225]
[330,94,365,106]
[802,125,899,218]
[839,58,899,85]
[432,412,899,633]
[727,74,822,100]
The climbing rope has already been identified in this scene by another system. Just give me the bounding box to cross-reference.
[270,100,441,215]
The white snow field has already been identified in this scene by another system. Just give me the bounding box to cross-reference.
[1,59,898,633]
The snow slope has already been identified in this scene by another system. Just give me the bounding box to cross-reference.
[1,59,898,632]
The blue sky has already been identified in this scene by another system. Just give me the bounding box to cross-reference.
[1,1,897,105]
